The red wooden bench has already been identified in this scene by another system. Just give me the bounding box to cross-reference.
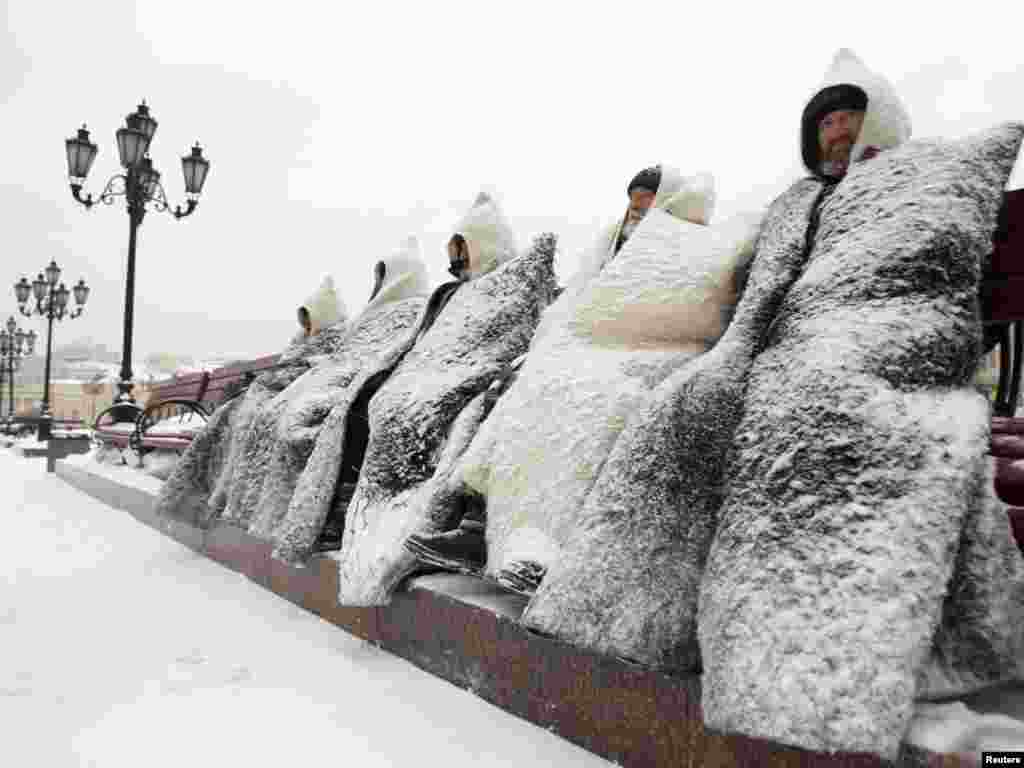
[92,355,282,455]
[130,354,283,455]
[982,188,1024,415]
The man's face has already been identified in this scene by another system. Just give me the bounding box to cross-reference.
[627,187,657,224]
[818,109,865,172]
[448,236,470,280]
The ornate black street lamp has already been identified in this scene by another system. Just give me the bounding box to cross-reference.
[65,101,210,406]
[14,263,89,440]
[0,317,36,424]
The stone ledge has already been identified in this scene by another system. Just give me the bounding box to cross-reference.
[53,458,959,768]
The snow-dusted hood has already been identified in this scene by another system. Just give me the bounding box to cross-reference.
[653,166,715,225]
[451,191,518,278]
[298,275,347,336]
[801,48,912,177]
[361,236,430,317]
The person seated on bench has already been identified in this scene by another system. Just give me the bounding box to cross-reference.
[295,275,343,340]
[314,191,519,552]
[402,165,715,582]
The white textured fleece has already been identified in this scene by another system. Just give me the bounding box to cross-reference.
[462,205,756,575]
[810,47,912,166]
[571,208,760,349]
[299,275,347,335]
[451,191,518,277]
[360,236,430,318]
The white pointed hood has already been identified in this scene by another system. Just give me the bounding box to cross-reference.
[298,275,347,335]
[361,235,430,318]
[653,166,715,225]
[451,191,518,278]
[801,48,912,176]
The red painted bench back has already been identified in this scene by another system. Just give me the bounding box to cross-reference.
[983,188,1024,323]
[144,354,282,413]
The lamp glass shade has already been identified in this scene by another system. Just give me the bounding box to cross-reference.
[14,328,25,352]
[55,283,70,309]
[25,330,36,355]
[5,316,15,334]
[181,144,210,195]
[116,127,147,168]
[45,260,61,286]
[73,279,90,306]
[65,126,98,179]
[0,332,8,355]
[32,275,47,302]
[127,102,157,145]
[14,278,31,304]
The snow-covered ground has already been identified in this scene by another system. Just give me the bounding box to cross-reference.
[0,449,611,768]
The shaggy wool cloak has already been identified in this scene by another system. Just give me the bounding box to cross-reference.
[154,255,424,529]
[213,244,431,536]
[328,233,559,605]
[696,123,1024,760]
[454,171,752,582]
[153,319,349,527]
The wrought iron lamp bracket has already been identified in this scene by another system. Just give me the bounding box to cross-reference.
[70,173,129,210]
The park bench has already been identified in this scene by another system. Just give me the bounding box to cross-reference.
[985,188,1024,551]
[983,187,1024,416]
[92,355,282,455]
[130,354,283,456]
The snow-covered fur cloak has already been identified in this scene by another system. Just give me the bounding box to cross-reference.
[453,169,754,583]
[524,46,909,667]
[329,232,559,604]
[153,295,351,527]
[693,122,1024,759]
[208,242,431,537]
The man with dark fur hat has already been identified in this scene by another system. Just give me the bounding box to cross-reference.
[799,49,904,180]
[802,83,873,179]
[616,165,662,253]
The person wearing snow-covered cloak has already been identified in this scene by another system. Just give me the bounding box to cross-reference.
[511,50,1024,762]
[404,166,744,599]
[299,193,523,554]
[154,275,349,527]
[306,193,557,606]
[218,238,432,547]
[402,165,720,578]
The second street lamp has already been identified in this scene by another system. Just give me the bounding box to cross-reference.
[0,317,36,424]
[14,261,89,440]
[65,101,210,407]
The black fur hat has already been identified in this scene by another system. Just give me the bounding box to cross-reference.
[627,165,662,196]
[801,83,868,175]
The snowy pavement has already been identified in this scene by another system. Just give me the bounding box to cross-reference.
[0,449,611,767]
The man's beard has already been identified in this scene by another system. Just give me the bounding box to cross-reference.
[620,211,647,242]
[815,137,856,177]
[823,138,853,172]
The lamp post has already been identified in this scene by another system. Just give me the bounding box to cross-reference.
[65,102,210,407]
[0,317,37,424]
[14,264,89,440]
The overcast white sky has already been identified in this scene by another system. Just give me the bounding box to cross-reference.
[3,1,1023,362]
